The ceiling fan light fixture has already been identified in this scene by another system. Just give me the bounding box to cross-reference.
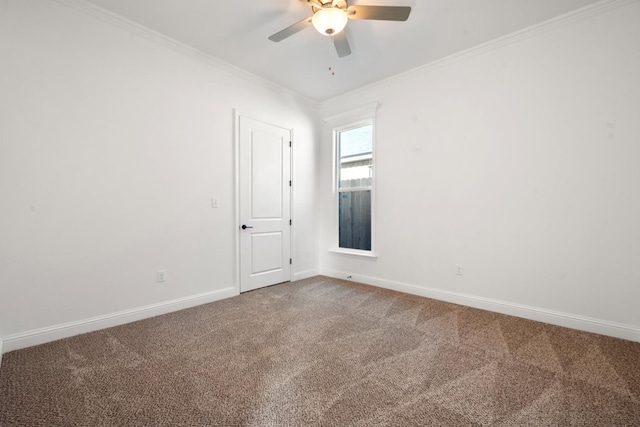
[312,7,348,36]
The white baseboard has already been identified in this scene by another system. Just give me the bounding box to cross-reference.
[0,337,3,367]
[2,286,238,354]
[320,269,640,343]
[293,268,320,282]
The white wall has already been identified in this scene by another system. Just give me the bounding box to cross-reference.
[318,2,640,340]
[0,0,319,350]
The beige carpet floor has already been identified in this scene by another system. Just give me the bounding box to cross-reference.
[1,276,639,426]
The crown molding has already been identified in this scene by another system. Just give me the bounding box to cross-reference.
[49,0,638,115]
[321,0,639,107]
[53,0,319,109]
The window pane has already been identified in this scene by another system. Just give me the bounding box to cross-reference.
[339,190,371,250]
[339,125,372,188]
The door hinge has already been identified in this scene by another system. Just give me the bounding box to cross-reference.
[289,141,292,147]
[289,258,292,265]
[289,219,292,226]
[289,180,292,187]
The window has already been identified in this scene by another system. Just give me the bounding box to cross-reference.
[324,103,378,257]
[337,124,373,251]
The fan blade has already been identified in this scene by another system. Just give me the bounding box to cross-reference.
[333,31,351,58]
[268,17,313,42]
[347,5,411,21]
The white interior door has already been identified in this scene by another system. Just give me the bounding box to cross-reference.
[239,116,291,292]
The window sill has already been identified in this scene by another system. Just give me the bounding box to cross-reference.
[329,248,378,259]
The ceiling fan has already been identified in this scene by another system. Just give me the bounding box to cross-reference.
[268,0,411,58]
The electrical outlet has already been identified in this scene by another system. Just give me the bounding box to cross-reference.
[456,264,464,276]
[157,270,167,282]
[211,198,219,208]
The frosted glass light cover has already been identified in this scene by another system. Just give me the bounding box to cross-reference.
[312,8,348,36]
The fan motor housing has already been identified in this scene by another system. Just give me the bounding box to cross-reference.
[309,0,348,13]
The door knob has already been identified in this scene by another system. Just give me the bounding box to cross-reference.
[241,224,253,230]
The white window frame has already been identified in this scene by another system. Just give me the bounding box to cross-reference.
[323,103,379,258]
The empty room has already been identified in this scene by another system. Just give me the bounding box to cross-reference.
[1,0,639,425]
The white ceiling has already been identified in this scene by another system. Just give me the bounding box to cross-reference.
[82,0,602,102]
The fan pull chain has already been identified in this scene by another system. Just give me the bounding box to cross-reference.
[328,37,336,76]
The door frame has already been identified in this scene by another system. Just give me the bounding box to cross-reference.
[233,110,293,293]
